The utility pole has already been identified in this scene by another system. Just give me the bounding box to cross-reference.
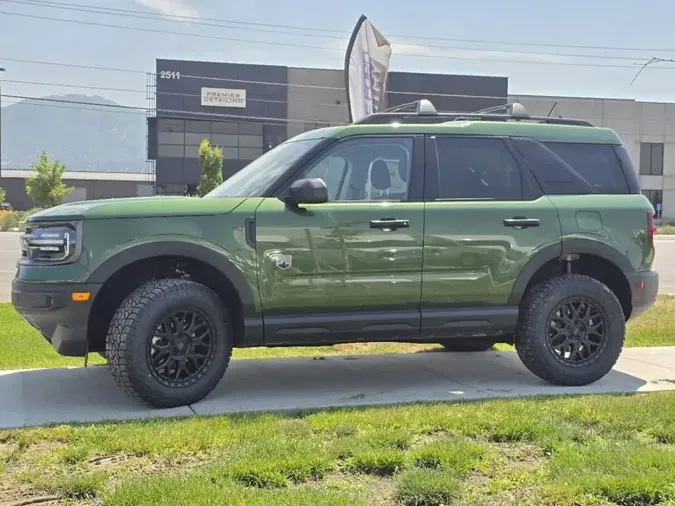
[0,67,4,180]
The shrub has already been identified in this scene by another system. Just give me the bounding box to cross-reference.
[0,210,10,230]
[0,208,42,231]
[656,225,675,235]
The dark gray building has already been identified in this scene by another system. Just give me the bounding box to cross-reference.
[147,58,508,194]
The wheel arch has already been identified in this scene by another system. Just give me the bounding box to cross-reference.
[509,239,634,319]
[86,241,262,352]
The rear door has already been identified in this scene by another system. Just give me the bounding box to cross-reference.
[421,135,562,333]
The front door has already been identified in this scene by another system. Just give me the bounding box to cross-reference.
[421,135,562,335]
[255,135,426,344]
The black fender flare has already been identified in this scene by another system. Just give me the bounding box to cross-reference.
[507,238,633,305]
[86,241,262,340]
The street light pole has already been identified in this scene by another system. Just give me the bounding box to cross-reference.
[0,67,4,180]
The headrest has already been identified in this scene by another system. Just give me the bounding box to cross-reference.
[370,160,391,190]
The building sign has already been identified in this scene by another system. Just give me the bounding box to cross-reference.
[201,88,246,108]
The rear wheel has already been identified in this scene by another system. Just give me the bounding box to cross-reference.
[439,338,497,352]
[515,274,625,386]
[106,278,233,408]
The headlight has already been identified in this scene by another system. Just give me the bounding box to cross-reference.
[21,222,81,264]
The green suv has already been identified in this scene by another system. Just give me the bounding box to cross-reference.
[12,101,659,408]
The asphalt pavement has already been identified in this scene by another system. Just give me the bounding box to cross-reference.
[2,348,674,429]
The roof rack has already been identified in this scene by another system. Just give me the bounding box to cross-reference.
[354,100,594,127]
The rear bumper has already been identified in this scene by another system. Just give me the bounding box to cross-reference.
[11,279,101,357]
[626,270,659,320]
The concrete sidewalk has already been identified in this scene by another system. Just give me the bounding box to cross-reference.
[2,348,675,430]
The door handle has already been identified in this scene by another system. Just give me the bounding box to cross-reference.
[370,218,410,231]
[503,217,540,228]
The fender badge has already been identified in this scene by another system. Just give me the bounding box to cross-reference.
[276,254,292,270]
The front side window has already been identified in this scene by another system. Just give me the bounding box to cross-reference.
[432,137,522,200]
[205,138,323,198]
[300,137,413,201]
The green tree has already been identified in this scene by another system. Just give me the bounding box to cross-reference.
[0,187,5,204]
[198,139,223,197]
[25,152,73,208]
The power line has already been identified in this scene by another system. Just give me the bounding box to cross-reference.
[1,96,331,129]
[0,0,660,63]
[2,96,146,115]
[0,10,662,69]
[0,78,347,108]
[0,10,345,52]
[1,0,347,40]
[7,56,675,105]
[2,76,649,107]
[2,93,348,125]
[6,0,675,55]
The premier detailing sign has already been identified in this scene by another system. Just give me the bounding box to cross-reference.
[201,88,246,108]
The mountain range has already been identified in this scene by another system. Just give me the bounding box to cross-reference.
[1,94,146,172]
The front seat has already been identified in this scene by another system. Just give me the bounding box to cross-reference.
[368,159,391,199]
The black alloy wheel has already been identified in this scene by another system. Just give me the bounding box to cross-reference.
[516,274,625,387]
[546,297,607,365]
[147,309,217,388]
[107,278,233,408]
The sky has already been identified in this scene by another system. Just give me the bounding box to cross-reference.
[2,0,675,109]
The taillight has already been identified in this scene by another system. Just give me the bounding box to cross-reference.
[648,211,657,248]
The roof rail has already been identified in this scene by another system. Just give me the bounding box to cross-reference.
[354,100,594,127]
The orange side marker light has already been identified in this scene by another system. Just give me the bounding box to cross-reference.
[72,292,91,302]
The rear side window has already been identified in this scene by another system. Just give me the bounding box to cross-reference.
[543,142,629,194]
[513,138,629,195]
[432,137,522,200]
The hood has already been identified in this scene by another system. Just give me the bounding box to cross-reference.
[28,196,248,222]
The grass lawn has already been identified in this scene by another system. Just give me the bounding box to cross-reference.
[2,392,675,505]
[1,296,673,371]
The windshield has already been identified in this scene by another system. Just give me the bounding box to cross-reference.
[205,138,324,198]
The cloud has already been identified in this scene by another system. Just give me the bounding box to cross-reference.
[390,42,568,64]
[324,38,572,65]
[134,0,199,18]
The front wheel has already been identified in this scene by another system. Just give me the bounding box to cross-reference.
[515,274,625,386]
[106,279,233,408]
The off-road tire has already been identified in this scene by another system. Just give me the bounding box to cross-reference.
[106,278,233,408]
[515,274,625,386]
[439,338,497,352]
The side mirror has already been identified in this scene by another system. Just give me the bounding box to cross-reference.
[286,178,328,206]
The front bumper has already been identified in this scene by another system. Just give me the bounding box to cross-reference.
[11,279,101,357]
[626,270,659,320]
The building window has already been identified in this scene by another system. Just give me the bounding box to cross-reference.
[640,143,664,175]
[643,189,663,217]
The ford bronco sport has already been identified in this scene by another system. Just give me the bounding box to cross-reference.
[12,101,659,408]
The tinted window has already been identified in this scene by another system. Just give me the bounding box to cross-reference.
[614,145,640,194]
[543,142,629,194]
[432,137,521,200]
[513,138,593,195]
[302,138,413,201]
